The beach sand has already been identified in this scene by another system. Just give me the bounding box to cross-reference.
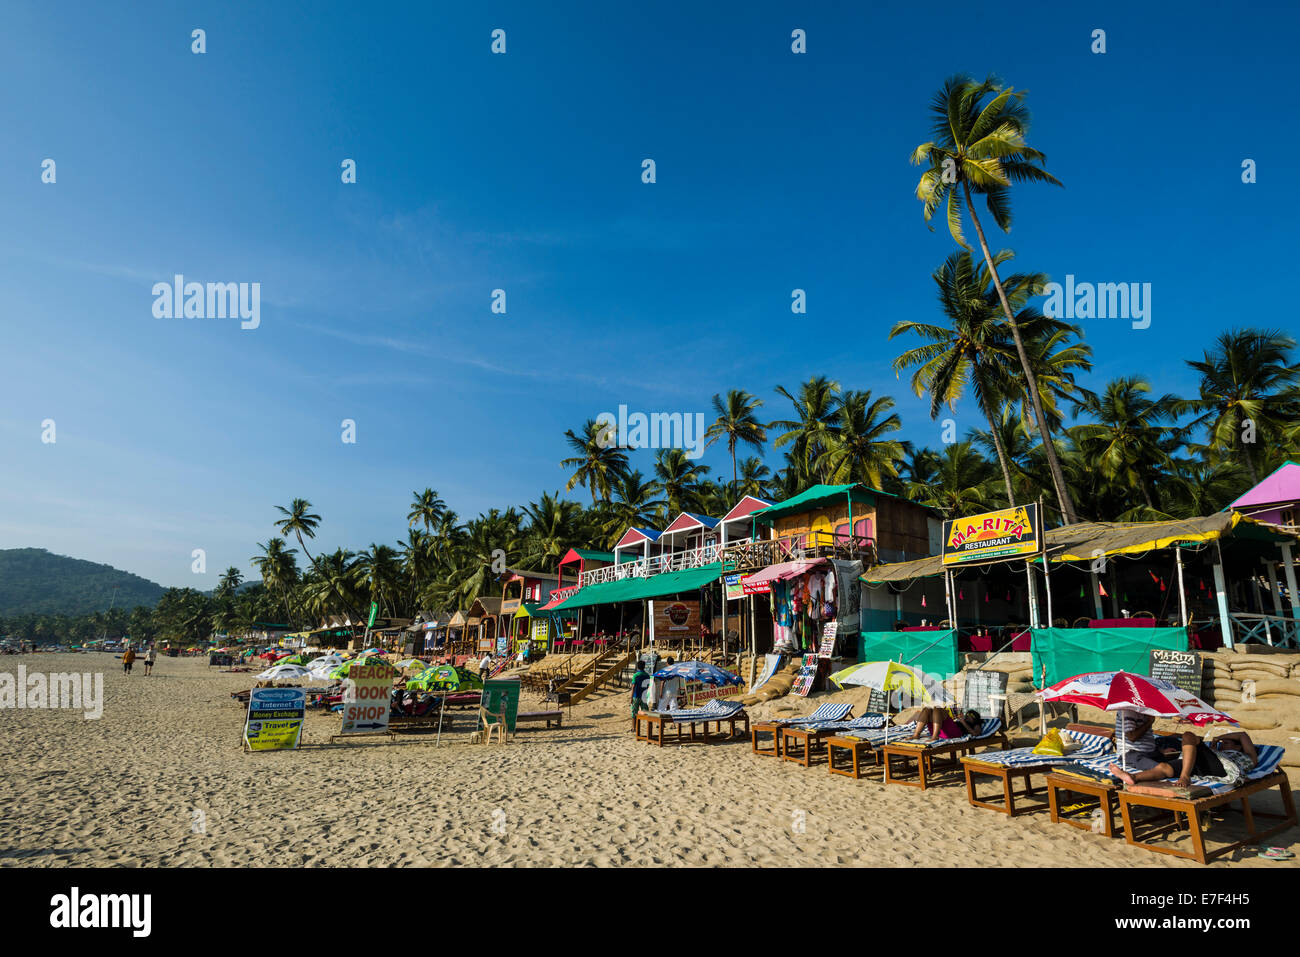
[2,654,1296,867]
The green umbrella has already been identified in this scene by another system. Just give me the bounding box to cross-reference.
[328,656,396,680]
[406,665,483,693]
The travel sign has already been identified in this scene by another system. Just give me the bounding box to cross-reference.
[942,504,1042,566]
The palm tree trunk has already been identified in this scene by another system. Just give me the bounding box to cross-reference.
[963,182,1078,525]
[731,443,738,504]
[985,412,1018,505]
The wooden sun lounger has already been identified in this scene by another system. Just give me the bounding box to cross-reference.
[635,708,749,747]
[962,724,1114,818]
[751,721,784,758]
[1117,771,1297,865]
[1044,768,1122,837]
[515,709,563,729]
[882,726,1009,790]
[780,726,836,767]
[826,736,883,779]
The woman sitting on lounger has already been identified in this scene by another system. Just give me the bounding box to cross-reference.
[1110,729,1258,788]
[909,707,982,741]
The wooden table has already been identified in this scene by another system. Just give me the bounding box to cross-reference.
[1044,770,1121,837]
[826,736,879,779]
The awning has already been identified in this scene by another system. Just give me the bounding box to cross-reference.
[750,484,879,525]
[744,558,826,586]
[861,512,1299,584]
[513,603,542,619]
[553,562,723,609]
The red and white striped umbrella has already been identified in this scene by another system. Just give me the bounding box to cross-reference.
[1040,670,1235,727]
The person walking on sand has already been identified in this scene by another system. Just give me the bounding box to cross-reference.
[122,646,136,675]
[144,645,157,676]
[631,658,651,728]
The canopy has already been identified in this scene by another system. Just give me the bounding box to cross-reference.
[552,562,723,610]
[513,603,542,619]
[861,512,1299,583]
[743,558,826,586]
[749,484,880,525]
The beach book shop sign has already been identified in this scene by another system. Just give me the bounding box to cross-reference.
[942,503,1042,567]
[244,687,305,752]
[340,664,393,735]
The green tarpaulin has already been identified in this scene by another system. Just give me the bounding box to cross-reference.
[857,630,959,679]
[750,483,880,525]
[552,563,723,610]
[1030,627,1189,687]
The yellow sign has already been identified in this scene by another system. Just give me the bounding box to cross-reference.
[244,688,306,751]
[942,504,1041,566]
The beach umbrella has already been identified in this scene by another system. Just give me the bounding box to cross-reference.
[407,665,483,693]
[395,658,429,675]
[1039,670,1236,769]
[651,661,742,686]
[328,656,395,680]
[828,660,953,765]
[256,664,314,683]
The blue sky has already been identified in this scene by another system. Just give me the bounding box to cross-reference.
[1,0,1297,589]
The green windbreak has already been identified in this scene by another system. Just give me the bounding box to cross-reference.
[857,630,959,679]
[1029,627,1189,687]
[552,563,723,610]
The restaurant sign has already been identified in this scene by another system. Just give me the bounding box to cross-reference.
[942,504,1042,567]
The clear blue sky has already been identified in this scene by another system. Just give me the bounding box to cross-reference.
[2,0,1296,589]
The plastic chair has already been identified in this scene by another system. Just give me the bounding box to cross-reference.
[478,706,507,744]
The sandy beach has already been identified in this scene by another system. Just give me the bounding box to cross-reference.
[2,653,1296,868]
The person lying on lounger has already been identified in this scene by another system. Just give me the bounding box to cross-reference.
[909,707,982,741]
[1110,729,1258,788]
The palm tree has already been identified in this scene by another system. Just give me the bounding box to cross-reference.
[604,470,666,541]
[911,75,1077,523]
[274,498,322,567]
[905,441,1001,517]
[522,492,583,570]
[251,538,299,627]
[216,566,244,597]
[770,377,841,486]
[704,390,767,501]
[355,543,404,617]
[561,419,630,505]
[734,457,774,500]
[652,448,711,515]
[1174,328,1300,485]
[1071,378,1177,510]
[300,548,365,623]
[820,390,906,488]
[892,249,1043,503]
[407,488,447,532]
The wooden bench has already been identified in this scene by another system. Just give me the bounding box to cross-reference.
[515,709,563,729]
[780,726,835,767]
[751,721,784,758]
[882,730,1009,790]
[963,723,1114,818]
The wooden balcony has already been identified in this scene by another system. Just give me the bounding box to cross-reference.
[721,531,876,572]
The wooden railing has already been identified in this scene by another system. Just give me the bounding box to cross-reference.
[721,531,875,571]
[579,543,723,586]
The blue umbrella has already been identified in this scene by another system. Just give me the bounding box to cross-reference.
[652,661,743,686]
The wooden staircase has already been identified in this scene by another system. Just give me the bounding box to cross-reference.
[568,650,636,705]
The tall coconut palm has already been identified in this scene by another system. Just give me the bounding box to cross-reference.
[274,498,322,568]
[216,566,244,597]
[300,548,365,624]
[604,470,666,542]
[561,419,630,505]
[734,457,774,500]
[1071,378,1177,510]
[770,377,841,486]
[355,543,404,617]
[251,538,299,627]
[911,75,1077,523]
[652,448,711,516]
[820,390,906,488]
[407,488,447,532]
[522,492,583,570]
[704,390,768,501]
[1173,328,1300,485]
[905,441,1001,517]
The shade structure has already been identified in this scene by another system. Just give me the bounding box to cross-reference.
[1040,671,1235,727]
[829,660,952,706]
[551,562,723,610]
[743,558,826,586]
[406,664,483,693]
[652,661,742,686]
[749,483,882,525]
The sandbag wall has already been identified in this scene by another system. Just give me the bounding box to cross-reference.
[1202,649,1300,768]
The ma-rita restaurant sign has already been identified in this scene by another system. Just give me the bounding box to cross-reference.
[942,504,1042,567]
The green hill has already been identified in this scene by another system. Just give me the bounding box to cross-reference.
[0,548,167,616]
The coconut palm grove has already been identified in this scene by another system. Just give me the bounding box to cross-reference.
[5,76,1298,647]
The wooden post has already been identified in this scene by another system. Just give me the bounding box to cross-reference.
[1090,572,1104,620]
[1212,560,1233,650]
[1176,546,1189,627]
[1026,563,1040,630]
[1280,543,1300,625]
[748,591,758,688]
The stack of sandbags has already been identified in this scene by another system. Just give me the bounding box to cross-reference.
[1209,651,1300,734]
[741,661,799,705]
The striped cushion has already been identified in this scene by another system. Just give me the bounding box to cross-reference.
[965,731,1114,768]
[843,721,917,745]
[789,702,853,724]
[663,699,745,721]
[897,717,1004,749]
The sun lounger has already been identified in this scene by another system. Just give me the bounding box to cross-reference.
[826,721,919,779]
[752,703,854,760]
[962,724,1115,817]
[1115,745,1294,864]
[781,714,887,768]
[881,718,1007,790]
[635,699,749,746]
